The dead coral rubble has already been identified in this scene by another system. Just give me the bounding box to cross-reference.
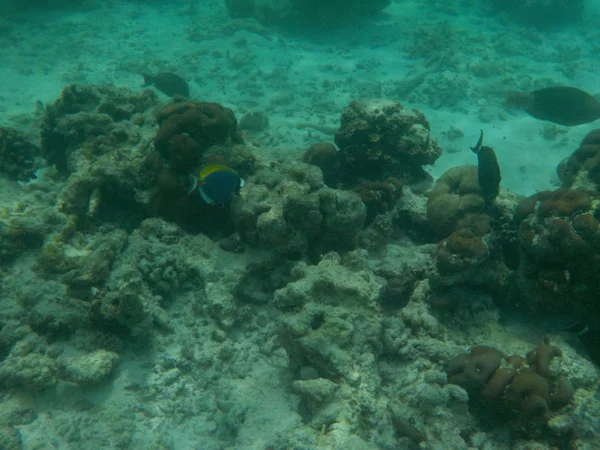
[154,101,243,174]
[41,84,158,173]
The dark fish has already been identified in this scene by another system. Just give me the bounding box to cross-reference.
[471,130,501,204]
[558,320,600,367]
[505,86,600,126]
[141,72,190,97]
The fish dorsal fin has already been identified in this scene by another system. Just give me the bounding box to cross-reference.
[471,129,484,154]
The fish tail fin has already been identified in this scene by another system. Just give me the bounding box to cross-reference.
[504,91,532,109]
[140,73,153,87]
[557,319,589,336]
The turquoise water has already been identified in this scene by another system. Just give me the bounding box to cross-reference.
[0,1,599,449]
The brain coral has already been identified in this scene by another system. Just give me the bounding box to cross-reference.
[426,165,489,238]
[447,343,574,421]
[334,99,442,186]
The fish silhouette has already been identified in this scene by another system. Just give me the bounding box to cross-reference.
[141,72,190,98]
[471,130,501,204]
[505,86,600,126]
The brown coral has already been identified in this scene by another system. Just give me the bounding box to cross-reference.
[352,178,403,224]
[302,142,340,187]
[334,99,442,186]
[426,166,488,238]
[154,101,243,174]
[447,345,505,394]
[515,188,600,317]
[436,229,490,274]
[557,129,600,189]
[447,343,574,421]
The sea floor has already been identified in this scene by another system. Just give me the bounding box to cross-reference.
[1,1,600,449]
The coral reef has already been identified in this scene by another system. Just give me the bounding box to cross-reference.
[154,101,243,174]
[436,229,490,274]
[36,229,128,300]
[557,129,600,190]
[0,214,51,264]
[41,84,158,173]
[57,349,119,386]
[515,188,600,316]
[274,252,387,446]
[351,178,403,225]
[447,343,574,420]
[147,101,250,232]
[0,127,42,181]
[334,99,442,186]
[232,162,366,254]
[426,165,488,238]
[426,166,519,311]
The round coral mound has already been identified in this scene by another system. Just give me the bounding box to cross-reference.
[334,99,442,186]
[154,101,243,174]
[426,166,489,238]
[557,129,600,190]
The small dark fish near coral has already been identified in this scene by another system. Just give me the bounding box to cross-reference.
[505,86,600,126]
[471,130,501,204]
[141,72,190,97]
[188,164,244,206]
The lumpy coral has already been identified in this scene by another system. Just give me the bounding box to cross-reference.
[0,127,41,181]
[232,162,366,254]
[515,189,600,315]
[154,101,243,174]
[41,84,158,173]
[426,166,489,238]
[557,129,600,190]
[352,178,403,225]
[436,229,490,274]
[302,142,339,187]
[447,343,574,420]
[334,99,443,186]
[513,185,600,353]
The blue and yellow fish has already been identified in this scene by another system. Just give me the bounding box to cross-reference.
[188,164,244,206]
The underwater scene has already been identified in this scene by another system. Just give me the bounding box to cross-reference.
[1,0,600,448]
